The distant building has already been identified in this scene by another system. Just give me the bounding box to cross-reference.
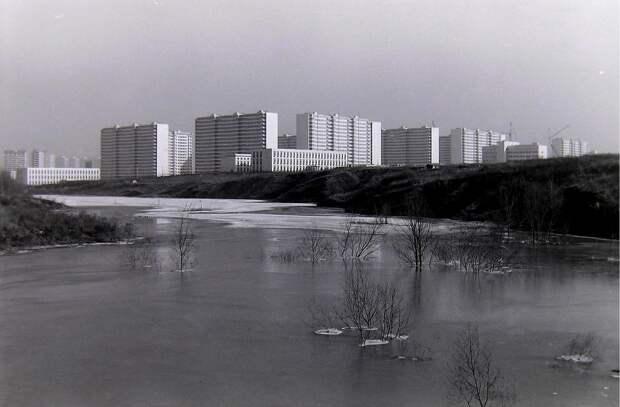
[223,153,253,173]
[70,156,82,168]
[169,130,194,175]
[55,155,70,168]
[382,126,439,167]
[446,128,507,164]
[551,138,588,157]
[296,112,381,166]
[439,136,451,165]
[481,140,521,163]
[100,123,170,180]
[4,150,28,173]
[16,167,100,186]
[195,111,278,173]
[278,134,297,149]
[505,143,548,161]
[250,148,347,173]
[31,150,46,168]
[47,153,56,168]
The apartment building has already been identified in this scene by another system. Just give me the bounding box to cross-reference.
[439,136,451,165]
[278,134,297,149]
[16,167,100,186]
[505,143,548,161]
[296,112,381,166]
[223,153,253,173]
[100,123,170,180]
[382,126,439,167]
[4,150,28,172]
[481,140,521,163]
[446,128,507,164]
[55,156,70,168]
[195,111,278,172]
[551,138,588,157]
[31,150,46,168]
[169,130,194,175]
[250,148,347,173]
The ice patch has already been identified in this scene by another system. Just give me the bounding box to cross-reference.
[360,339,389,347]
[556,354,594,364]
[314,328,343,336]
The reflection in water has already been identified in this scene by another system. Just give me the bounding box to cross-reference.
[0,203,617,407]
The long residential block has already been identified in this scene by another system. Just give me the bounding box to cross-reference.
[382,126,439,166]
[250,148,347,173]
[16,167,100,185]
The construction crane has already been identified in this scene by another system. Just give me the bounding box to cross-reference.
[547,125,570,157]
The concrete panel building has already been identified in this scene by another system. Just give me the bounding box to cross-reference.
[481,140,521,163]
[439,136,451,165]
[551,138,588,157]
[16,167,100,186]
[4,150,28,172]
[223,153,253,173]
[55,155,70,168]
[296,112,381,166]
[195,111,278,173]
[447,128,507,164]
[382,126,439,167]
[100,123,170,180]
[250,148,347,173]
[506,143,548,161]
[31,150,46,168]
[278,134,297,149]
[169,130,194,175]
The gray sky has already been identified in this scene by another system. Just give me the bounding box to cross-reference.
[1,0,618,157]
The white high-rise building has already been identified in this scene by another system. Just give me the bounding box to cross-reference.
[481,140,521,163]
[168,130,194,175]
[447,128,507,164]
[382,126,439,167]
[296,112,381,166]
[195,111,278,173]
[4,150,28,172]
[47,153,56,168]
[278,134,297,149]
[31,150,46,168]
[100,123,170,180]
[551,138,588,157]
[506,143,548,161]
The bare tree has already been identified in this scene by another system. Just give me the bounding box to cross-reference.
[338,215,384,262]
[392,203,433,272]
[172,208,195,272]
[299,230,334,265]
[122,237,159,271]
[522,180,563,244]
[447,325,516,407]
[377,282,410,341]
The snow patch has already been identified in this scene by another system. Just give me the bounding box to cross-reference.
[314,328,343,336]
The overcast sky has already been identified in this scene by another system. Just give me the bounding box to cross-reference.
[1,0,618,157]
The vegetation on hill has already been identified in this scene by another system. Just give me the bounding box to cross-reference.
[34,154,619,239]
[0,173,132,250]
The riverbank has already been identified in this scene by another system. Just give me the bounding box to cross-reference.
[0,174,133,249]
[33,154,619,239]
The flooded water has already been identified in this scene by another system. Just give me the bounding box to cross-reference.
[1,196,618,406]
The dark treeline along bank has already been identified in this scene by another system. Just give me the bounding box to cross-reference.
[0,173,132,250]
[34,154,619,240]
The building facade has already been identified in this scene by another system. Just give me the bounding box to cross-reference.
[382,126,439,167]
[194,111,278,173]
[4,150,28,172]
[168,130,194,175]
[278,134,297,149]
[551,138,588,157]
[222,153,253,173]
[481,140,521,163]
[505,143,548,161]
[16,167,100,186]
[447,128,507,164]
[100,123,170,180]
[439,136,451,165]
[250,148,347,173]
[55,155,70,168]
[31,150,46,168]
[296,112,381,166]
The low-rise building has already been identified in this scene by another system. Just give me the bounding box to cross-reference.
[505,143,548,161]
[16,167,100,185]
[223,153,253,173]
[250,148,347,173]
[481,140,521,163]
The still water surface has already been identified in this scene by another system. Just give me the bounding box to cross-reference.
[0,196,618,406]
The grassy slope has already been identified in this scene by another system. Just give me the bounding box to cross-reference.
[34,154,619,239]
